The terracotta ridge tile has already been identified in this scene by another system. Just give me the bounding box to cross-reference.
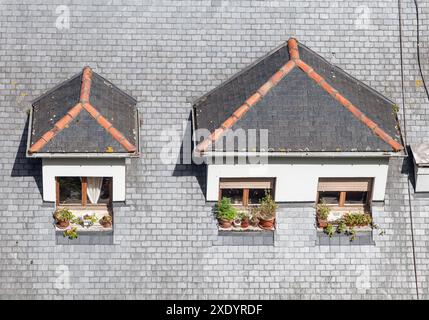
[83,103,137,153]
[28,103,83,153]
[195,59,296,153]
[80,66,93,103]
[296,59,404,152]
[288,38,300,60]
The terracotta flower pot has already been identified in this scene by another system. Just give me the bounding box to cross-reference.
[317,218,328,228]
[100,221,112,228]
[258,218,275,230]
[241,219,249,229]
[218,218,232,228]
[56,220,70,229]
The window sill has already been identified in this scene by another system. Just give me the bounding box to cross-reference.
[55,229,113,245]
[55,224,112,232]
[218,225,275,232]
[54,207,112,232]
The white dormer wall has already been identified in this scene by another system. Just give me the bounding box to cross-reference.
[206,156,390,202]
[42,158,126,202]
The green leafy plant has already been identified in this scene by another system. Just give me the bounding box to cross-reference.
[324,224,335,237]
[257,191,277,221]
[53,208,74,222]
[336,221,347,234]
[346,227,356,242]
[343,212,372,227]
[215,197,237,221]
[238,210,250,220]
[63,227,78,240]
[316,200,330,220]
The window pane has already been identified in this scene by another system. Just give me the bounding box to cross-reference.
[248,189,271,204]
[58,177,82,204]
[98,178,112,204]
[345,191,367,205]
[318,191,340,204]
[221,189,243,205]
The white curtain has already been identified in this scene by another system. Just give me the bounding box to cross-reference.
[87,177,103,204]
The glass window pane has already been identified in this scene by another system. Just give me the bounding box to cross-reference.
[98,178,112,204]
[58,177,82,204]
[345,191,367,205]
[318,191,340,204]
[221,189,243,205]
[248,189,271,204]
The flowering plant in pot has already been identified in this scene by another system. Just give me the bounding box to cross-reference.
[99,215,113,228]
[257,192,277,230]
[316,201,330,228]
[215,197,237,228]
[239,210,250,229]
[53,208,74,229]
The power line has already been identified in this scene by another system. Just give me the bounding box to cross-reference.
[398,0,419,300]
[413,0,429,103]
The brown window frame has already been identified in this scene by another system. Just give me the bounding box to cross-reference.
[218,178,276,206]
[55,177,112,207]
[316,178,373,212]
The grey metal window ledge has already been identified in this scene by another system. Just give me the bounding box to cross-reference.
[55,230,113,245]
[316,230,374,246]
[214,230,274,246]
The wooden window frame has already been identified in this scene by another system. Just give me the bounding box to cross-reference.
[218,178,275,206]
[55,177,112,208]
[316,178,373,212]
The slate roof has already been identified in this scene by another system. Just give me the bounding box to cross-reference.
[27,67,138,156]
[193,38,404,153]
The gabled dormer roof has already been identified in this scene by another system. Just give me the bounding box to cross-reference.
[193,38,404,154]
[27,67,139,156]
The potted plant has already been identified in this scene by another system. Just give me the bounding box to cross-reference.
[82,213,97,227]
[53,208,74,229]
[240,210,250,229]
[249,207,259,227]
[99,215,113,228]
[316,201,330,228]
[233,211,244,228]
[257,192,277,230]
[215,197,237,228]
